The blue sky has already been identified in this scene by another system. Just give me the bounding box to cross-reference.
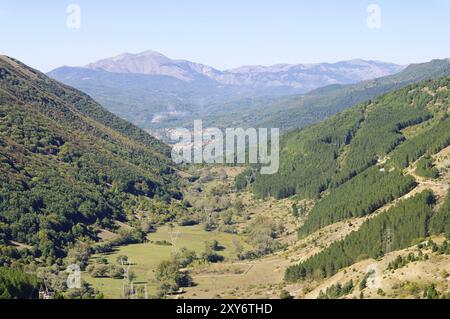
[1,0,449,72]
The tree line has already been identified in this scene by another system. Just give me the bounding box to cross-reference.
[299,167,416,236]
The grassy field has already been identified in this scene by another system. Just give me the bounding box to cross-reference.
[85,225,243,299]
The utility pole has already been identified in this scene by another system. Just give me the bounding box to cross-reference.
[385,227,393,254]
[130,282,149,299]
[120,257,133,299]
[212,275,218,299]
[168,224,180,253]
[38,278,54,300]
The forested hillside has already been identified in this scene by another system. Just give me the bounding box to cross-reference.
[239,75,450,283]
[431,189,450,238]
[216,59,450,131]
[0,56,180,262]
[298,167,417,236]
[246,76,450,201]
[0,267,41,299]
[239,76,450,281]
[286,191,435,282]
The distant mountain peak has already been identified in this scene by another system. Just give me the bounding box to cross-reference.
[82,50,405,87]
[85,50,193,80]
[138,49,169,57]
[48,52,410,130]
[91,50,168,62]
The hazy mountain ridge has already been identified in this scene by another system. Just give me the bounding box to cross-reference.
[86,50,222,82]
[48,51,405,131]
[84,50,405,90]
[210,59,450,131]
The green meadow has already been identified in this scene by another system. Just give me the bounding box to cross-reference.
[84,225,242,298]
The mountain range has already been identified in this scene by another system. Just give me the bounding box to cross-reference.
[84,50,404,89]
[213,58,450,131]
[48,51,405,132]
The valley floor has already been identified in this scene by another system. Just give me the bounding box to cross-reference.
[87,144,450,299]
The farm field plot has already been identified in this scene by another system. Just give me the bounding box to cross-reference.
[85,225,243,298]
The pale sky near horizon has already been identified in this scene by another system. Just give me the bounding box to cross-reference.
[1,0,449,72]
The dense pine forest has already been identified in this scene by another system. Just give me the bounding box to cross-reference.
[298,167,416,236]
[248,77,450,200]
[286,191,435,282]
[431,189,450,238]
[248,105,367,199]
